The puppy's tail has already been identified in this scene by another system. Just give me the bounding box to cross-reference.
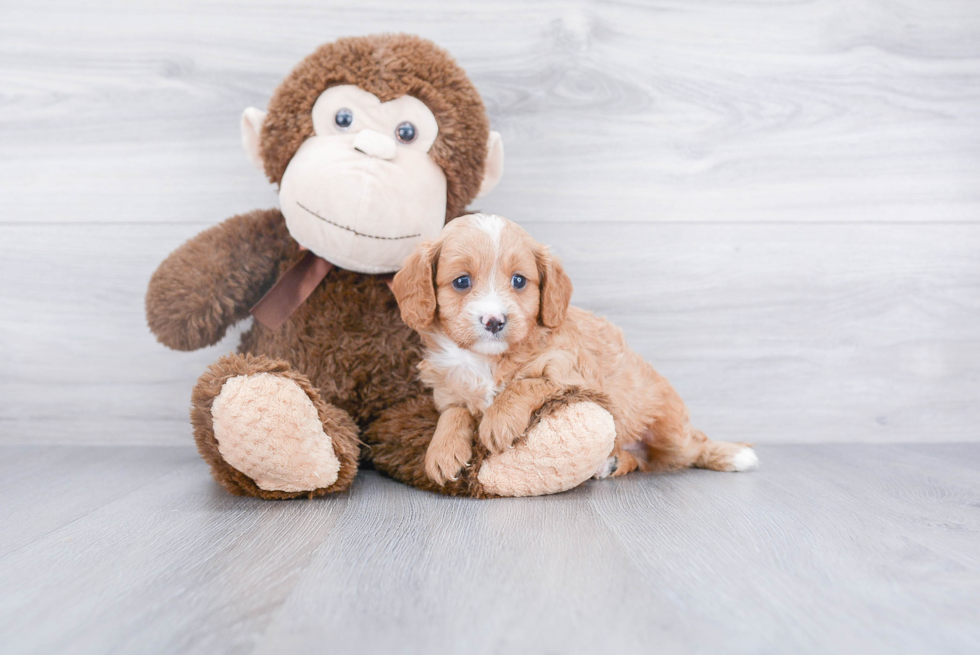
[691,431,759,472]
[639,428,759,473]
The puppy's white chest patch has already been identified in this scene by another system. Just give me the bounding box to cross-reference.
[423,333,498,413]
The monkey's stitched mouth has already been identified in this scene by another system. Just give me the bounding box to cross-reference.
[296,201,421,241]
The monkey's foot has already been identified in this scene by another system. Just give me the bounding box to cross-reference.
[211,372,342,492]
[477,401,616,497]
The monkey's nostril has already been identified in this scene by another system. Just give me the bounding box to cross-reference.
[352,129,397,160]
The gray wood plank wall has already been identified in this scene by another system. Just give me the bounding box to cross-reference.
[2,0,978,445]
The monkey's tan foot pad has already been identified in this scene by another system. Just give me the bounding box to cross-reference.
[211,372,341,492]
[477,401,616,497]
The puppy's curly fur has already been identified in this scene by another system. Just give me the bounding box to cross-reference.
[392,214,759,486]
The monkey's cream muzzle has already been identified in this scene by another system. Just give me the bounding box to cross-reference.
[278,131,447,274]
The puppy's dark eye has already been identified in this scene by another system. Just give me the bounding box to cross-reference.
[396,121,417,143]
[335,108,353,130]
[452,275,471,291]
[511,274,527,290]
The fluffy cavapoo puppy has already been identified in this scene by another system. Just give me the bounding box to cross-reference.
[391,214,758,485]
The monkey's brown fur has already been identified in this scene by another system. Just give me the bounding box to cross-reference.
[146,35,492,498]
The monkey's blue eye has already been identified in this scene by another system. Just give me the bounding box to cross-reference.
[396,121,417,143]
[335,108,353,130]
[512,274,527,290]
[452,275,470,291]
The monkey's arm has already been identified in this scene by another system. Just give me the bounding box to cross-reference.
[478,378,568,453]
[478,352,594,453]
[367,389,617,498]
[146,208,293,351]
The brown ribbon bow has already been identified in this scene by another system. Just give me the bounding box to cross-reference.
[250,251,333,330]
[250,251,395,330]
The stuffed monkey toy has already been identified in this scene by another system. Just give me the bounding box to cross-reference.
[146,34,616,499]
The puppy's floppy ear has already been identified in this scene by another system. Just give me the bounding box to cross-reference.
[535,246,573,328]
[393,241,439,332]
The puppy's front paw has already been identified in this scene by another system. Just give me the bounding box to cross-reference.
[479,403,530,454]
[425,437,472,486]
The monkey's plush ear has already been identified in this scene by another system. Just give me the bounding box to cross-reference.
[475,131,505,198]
[241,107,268,172]
[536,246,573,329]
[392,242,439,333]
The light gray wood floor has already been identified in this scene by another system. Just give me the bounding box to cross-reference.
[2,444,978,655]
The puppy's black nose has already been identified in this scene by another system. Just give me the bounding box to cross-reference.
[484,316,506,334]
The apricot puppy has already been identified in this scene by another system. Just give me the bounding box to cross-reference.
[392,214,758,486]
